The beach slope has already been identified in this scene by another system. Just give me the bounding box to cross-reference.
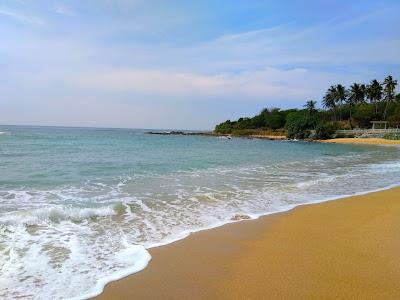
[321,138,400,145]
[96,187,400,299]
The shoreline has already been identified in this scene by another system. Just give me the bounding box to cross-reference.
[95,184,400,299]
[146,131,288,140]
[146,131,400,145]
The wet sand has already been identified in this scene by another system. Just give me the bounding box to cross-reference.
[96,187,400,299]
[321,138,400,145]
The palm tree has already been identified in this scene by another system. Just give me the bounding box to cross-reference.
[359,84,367,104]
[322,86,337,120]
[335,84,347,121]
[366,79,383,115]
[383,75,398,119]
[304,100,318,129]
[304,100,317,115]
[348,83,366,105]
[347,84,361,128]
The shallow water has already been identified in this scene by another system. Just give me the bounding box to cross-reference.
[1,125,399,299]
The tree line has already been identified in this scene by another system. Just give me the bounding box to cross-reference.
[214,75,400,139]
[322,76,397,122]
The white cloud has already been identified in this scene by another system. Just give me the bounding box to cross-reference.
[0,7,44,25]
[186,15,400,70]
[24,66,345,103]
[54,3,74,16]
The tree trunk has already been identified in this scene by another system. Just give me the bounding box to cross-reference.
[349,108,352,129]
[383,100,389,120]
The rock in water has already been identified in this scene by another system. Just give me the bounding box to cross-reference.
[231,213,251,221]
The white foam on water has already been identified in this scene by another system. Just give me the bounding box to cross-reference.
[143,182,400,249]
[0,205,117,226]
[74,242,151,300]
[0,209,151,300]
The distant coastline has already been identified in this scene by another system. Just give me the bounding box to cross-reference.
[214,75,400,142]
[147,75,400,144]
[145,130,400,145]
[146,130,287,140]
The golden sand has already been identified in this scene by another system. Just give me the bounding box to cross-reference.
[321,138,400,145]
[96,187,400,299]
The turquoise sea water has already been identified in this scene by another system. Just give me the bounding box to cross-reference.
[1,125,400,299]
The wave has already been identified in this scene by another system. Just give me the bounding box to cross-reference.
[0,205,118,226]
[74,241,151,300]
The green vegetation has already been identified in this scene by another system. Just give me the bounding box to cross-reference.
[315,122,337,140]
[383,133,400,140]
[214,108,293,135]
[215,75,400,140]
[285,111,313,139]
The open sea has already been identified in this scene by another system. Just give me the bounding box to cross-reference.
[1,125,400,299]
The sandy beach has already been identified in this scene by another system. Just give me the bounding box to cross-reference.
[321,138,400,145]
[96,186,400,299]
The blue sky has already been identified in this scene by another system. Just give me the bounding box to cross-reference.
[0,0,399,129]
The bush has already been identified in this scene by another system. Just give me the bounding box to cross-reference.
[383,133,400,140]
[264,109,286,130]
[240,118,256,129]
[285,111,312,139]
[315,122,336,140]
[388,105,400,123]
[352,104,375,128]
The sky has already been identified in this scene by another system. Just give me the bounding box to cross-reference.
[0,0,399,129]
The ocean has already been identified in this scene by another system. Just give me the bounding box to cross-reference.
[1,125,399,299]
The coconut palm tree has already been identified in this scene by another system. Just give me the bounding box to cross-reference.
[322,86,337,120]
[304,100,318,129]
[304,100,317,115]
[335,84,347,121]
[366,79,383,115]
[346,84,361,127]
[359,84,367,104]
[348,83,366,105]
[383,75,398,119]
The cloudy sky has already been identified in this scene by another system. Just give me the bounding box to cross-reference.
[0,0,399,129]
